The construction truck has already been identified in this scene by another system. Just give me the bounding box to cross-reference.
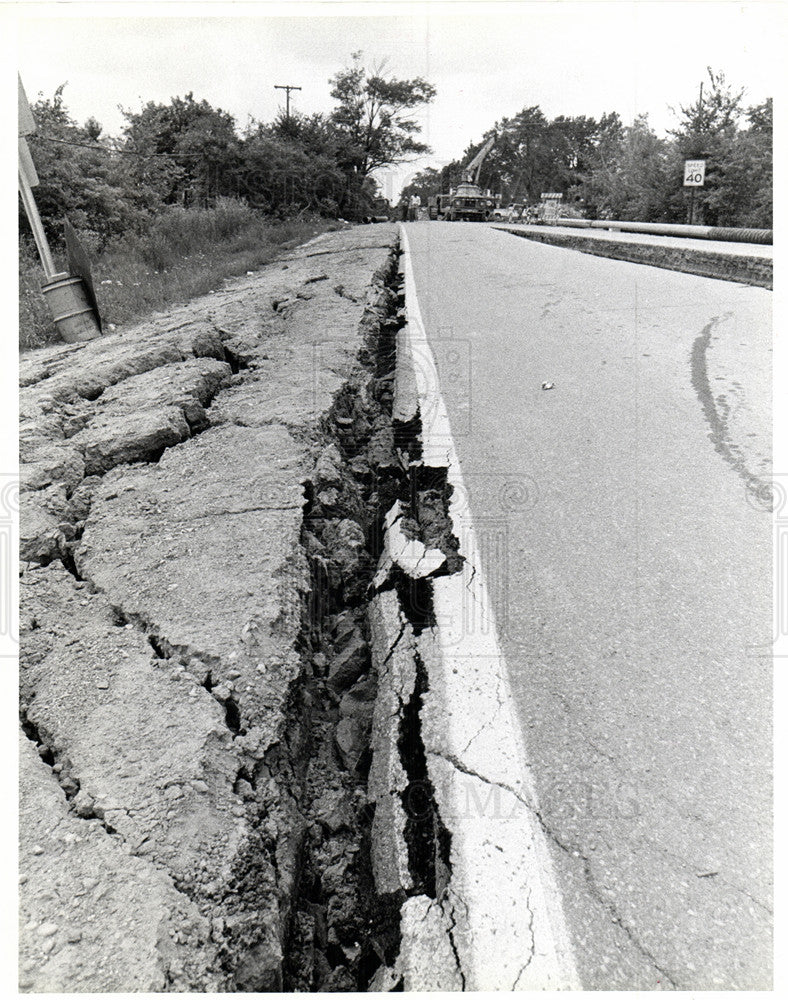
[428,136,500,221]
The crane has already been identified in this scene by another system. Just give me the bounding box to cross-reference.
[461,135,496,185]
[427,133,500,222]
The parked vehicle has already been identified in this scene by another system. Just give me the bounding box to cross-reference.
[493,203,525,222]
[429,136,500,221]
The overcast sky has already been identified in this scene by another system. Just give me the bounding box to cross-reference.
[12,0,788,200]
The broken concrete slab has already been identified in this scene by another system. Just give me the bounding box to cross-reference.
[393,325,419,424]
[69,357,232,476]
[396,895,465,991]
[20,564,245,895]
[18,730,222,993]
[19,223,400,990]
[20,321,227,402]
[373,499,446,586]
[376,227,582,990]
[367,590,415,897]
[75,421,308,747]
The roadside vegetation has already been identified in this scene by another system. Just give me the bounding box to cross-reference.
[402,68,772,229]
[19,203,338,350]
[20,59,771,350]
[19,52,434,350]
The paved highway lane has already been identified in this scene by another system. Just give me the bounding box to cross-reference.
[403,222,772,990]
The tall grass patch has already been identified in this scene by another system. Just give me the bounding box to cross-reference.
[20,199,340,351]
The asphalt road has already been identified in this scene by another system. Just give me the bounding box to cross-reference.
[404,221,772,990]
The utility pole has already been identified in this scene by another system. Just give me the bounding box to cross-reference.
[274,84,302,121]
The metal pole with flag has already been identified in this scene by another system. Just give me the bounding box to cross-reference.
[18,75,101,343]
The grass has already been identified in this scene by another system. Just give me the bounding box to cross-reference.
[19,199,343,352]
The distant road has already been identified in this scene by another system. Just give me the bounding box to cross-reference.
[404,222,772,990]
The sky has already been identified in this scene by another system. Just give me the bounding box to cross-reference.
[9,0,787,201]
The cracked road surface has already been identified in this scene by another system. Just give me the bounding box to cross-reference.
[403,222,772,989]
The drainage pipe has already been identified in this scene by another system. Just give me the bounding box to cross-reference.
[548,218,772,246]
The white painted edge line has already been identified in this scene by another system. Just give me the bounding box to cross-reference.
[398,225,581,990]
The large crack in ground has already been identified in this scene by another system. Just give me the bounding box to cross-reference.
[20,229,470,991]
[282,243,466,990]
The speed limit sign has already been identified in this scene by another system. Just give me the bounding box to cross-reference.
[684,159,706,187]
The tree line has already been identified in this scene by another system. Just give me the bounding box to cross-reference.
[22,60,771,256]
[402,69,771,229]
[21,52,435,251]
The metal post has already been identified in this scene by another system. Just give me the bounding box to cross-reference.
[18,167,57,279]
[693,81,703,226]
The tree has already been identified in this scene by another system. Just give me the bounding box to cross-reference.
[239,123,346,217]
[121,93,241,207]
[702,98,772,227]
[23,85,151,249]
[329,52,436,179]
[582,115,671,221]
[669,68,746,224]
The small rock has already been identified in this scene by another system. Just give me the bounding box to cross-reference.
[235,778,255,801]
[339,674,377,720]
[72,788,95,818]
[191,780,209,794]
[315,444,344,487]
[367,425,396,467]
[328,635,369,691]
[335,717,369,772]
[38,923,58,938]
[341,941,361,962]
[31,845,44,856]
[317,487,340,508]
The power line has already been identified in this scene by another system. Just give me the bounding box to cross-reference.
[31,133,209,159]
